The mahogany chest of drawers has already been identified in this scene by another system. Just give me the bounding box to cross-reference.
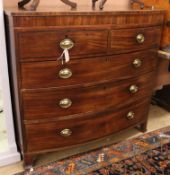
[4,6,165,167]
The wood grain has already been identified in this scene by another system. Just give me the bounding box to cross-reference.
[22,72,154,121]
[132,0,170,48]
[18,30,108,60]
[11,12,165,28]
[21,50,158,89]
[110,26,162,53]
[25,98,150,152]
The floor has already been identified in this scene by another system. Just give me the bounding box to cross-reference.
[0,104,169,175]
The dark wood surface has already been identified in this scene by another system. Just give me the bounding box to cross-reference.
[4,6,165,28]
[18,30,108,61]
[21,50,158,89]
[110,27,161,53]
[25,99,150,152]
[17,26,161,61]
[4,6,165,167]
[22,72,154,121]
[132,0,170,48]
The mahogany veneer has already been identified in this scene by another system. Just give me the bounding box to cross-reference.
[23,72,154,120]
[18,30,108,60]
[25,99,150,152]
[21,50,157,89]
[4,6,165,168]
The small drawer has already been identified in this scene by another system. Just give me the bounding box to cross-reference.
[110,27,162,54]
[21,50,158,89]
[22,72,154,120]
[25,99,150,152]
[18,30,108,61]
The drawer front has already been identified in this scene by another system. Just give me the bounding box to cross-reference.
[22,72,154,120]
[18,30,108,61]
[25,99,150,152]
[21,50,158,89]
[110,27,161,53]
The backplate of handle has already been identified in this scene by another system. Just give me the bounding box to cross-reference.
[126,111,135,120]
[60,38,74,50]
[133,59,142,68]
[136,34,145,43]
[59,98,72,109]
[59,68,72,79]
[60,129,72,137]
[129,85,139,94]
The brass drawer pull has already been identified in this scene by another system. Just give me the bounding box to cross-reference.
[129,85,139,94]
[133,59,142,68]
[60,38,74,50]
[59,68,72,79]
[59,98,72,109]
[136,34,145,43]
[126,111,135,120]
[60,129,72,137]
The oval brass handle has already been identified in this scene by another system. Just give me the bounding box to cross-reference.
[60,38,74,50]
[129,85,139,94]
[59,98,72,109]
[126,111,135,120]
[59,68,72,79]
[60,129,72,137]
[136,34,145,43]
[133,59,142,68]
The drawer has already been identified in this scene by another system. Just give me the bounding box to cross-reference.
[21,50,158,89]
[18,30,108,61]
[110,27,162,53]
[22,72,154,120]
[25,99,150,152]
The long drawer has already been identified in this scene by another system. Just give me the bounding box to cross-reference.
[25,99,150,152]
[18,30,108,61]
[110,27,162,54]
[22,72,154,120]
[21,50,158,89]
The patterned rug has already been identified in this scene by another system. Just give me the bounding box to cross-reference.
[19,126,170,175]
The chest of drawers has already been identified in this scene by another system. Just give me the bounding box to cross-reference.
[4,6,165,167]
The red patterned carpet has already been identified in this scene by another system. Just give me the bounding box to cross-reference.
[17,126,170,175]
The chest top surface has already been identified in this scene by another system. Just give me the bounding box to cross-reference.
[4,6,166,28]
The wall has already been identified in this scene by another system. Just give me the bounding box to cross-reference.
[0,76,1,89]
[0,0,20,167]
[4,0,130,8]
